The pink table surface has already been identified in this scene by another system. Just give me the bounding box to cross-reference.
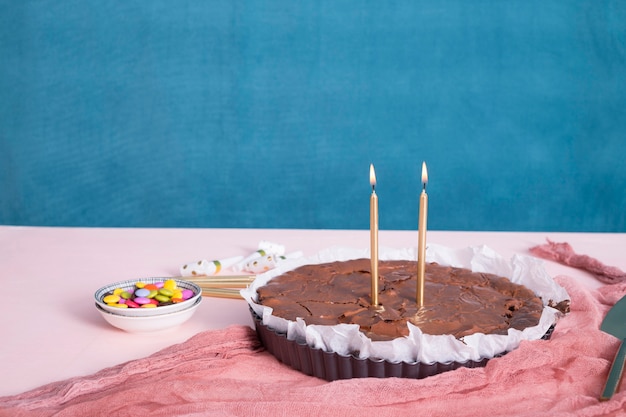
[0,226,621,396]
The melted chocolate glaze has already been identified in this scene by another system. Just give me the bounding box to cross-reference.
[257,259,546,341]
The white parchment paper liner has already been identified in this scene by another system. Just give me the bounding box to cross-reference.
[241,244,569,364]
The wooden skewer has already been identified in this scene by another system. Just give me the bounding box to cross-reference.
[198,287,243,299]
[186,277,254,283]
[171,274,255,299]
[182,274,255,282]
[195,281,250,289]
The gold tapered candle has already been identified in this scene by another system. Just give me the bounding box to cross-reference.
[370,164,379,306]
[417,161,428,308]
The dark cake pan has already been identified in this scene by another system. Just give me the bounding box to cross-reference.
[251,308,555,381]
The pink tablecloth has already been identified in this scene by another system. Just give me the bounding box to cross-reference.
[2,276,626,417]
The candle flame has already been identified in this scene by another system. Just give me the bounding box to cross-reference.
[370,164,377,189]
[421,162,428,187]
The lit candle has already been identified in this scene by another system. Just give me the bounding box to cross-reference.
[370,164,379,306]
[417,161,428,308]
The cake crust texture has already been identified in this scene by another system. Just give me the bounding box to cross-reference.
[257,259,545,342]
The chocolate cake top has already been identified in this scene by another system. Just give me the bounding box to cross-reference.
[257,259,545,341]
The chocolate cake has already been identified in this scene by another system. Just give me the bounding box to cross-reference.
[243,245,570,380]
[256,259,546,342]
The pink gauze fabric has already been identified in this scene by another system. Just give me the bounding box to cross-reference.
[530,239,626,285]
[2,280,626,416]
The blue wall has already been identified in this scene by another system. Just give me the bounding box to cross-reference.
[1,1,625,231]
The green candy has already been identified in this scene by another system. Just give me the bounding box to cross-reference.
[158,288,174,297]
[155,294,171,303]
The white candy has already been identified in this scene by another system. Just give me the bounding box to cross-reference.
[227,242,299,273]
[179,255,243,277]
[258,241,285,256]
[241,251,304,273]
[232,250,266,272]
[232,243,284,272]
[243,254,279,273]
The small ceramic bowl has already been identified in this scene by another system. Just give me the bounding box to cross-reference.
[95,297,202,332]
[94,277,202,317]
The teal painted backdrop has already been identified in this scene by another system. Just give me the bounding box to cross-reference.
[1,1,625,231]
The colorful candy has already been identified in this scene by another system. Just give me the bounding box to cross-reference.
[103,280,195,309]
[103,294,121,304]
[163,279,177,290]
[134,288,150,298]
[155,294,170,303]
